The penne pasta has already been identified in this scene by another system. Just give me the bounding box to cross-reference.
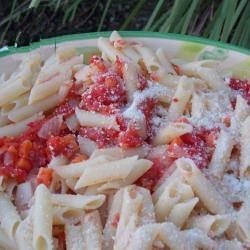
[32,184,53,250]
[75,107,119,130]
[0,112,44,137]
[239,116,250,177]
[176,158,232,214]
[0,192,21,239]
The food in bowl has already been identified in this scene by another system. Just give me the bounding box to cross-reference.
[0,31,249,250]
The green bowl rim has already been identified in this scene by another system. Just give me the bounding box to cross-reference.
[0,31,249,58]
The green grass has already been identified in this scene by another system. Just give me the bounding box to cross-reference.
[0,0,249,48]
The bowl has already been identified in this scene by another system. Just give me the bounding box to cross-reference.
[0,31,249,80]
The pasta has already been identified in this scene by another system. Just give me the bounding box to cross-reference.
[0,31,249,250]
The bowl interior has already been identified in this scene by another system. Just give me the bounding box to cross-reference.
[0,31,249,79]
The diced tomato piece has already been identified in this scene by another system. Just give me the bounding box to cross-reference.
[36,167,53,187]
[0,165,27,183]
[79,127,119,148]
[17,158,32,171]
[80,71,126,114]
[90,55,107,73]
[119,125,143,148]
[19,140,32,158]
[167,127,217,169]
[47,134,79,160]
[229,78,250,104]
[136,156,173,192]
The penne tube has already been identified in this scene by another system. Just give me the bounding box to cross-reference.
[82,211,103,250]
[155,180,194,222]
[0,76,32,106]
[177,158,232,214]
[0,113,44,137]
[8,93,62,122]
[65,223,84,250]
[0,192,21,239]
[29,70,72,104]
[0,226,17,249]
[167,197,199,228]
[98,37,127,62]
[32,184,53,250]
[75,156,139,189]
[103,188,124,250]
[51,194,105,210]
[15,214,33,250]
[209,130,234,178]
[98,159,152,192]
[186,214,231,237]
[109,31,140,63]
[156,48,176,74]
[239,116,250,177]
[230,95,250,137]
[153,122,193,145]
[90,145,150,160]
[52,155,111,179]
[168,76,193,121]
[180,60,226,91]
[53,206,84,225]
[123,62,138,102]
[75,107,119,130]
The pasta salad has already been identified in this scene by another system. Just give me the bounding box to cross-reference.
[0,31,249,250]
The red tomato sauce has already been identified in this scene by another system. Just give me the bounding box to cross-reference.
[229,78,250,105]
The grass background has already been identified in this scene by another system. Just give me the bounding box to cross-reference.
[0,0,249,48]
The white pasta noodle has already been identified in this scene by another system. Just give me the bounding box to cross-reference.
[209,130,234,178]
[8,93,62,122]
[65,223,84,250]
[0,112,44,137]
[186,214,231,237]
[0,192,21,239]
[153,121,193,145]
[15,213,33,250]
[239,116,250,177]
[82,211,103,250]
[51,193,106,209]
[176,158,232,214]
[168,76,193,121]
[75,107,119,130]
[32,184,53,250]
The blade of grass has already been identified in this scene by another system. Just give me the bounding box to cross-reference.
[29,0,41,8]
[221,0,248,42]
[143,0,165,31]
[181,0,199,34]
[203,2,223,37]
[160,0,191,32]
[120,0,146,30]
[209,0,229,40]
[150,10,171,31]
[220,0,237,42]
[0,0,30,27]
[238,20,250,47]
[97,0,112,31]
[231,1,250,45]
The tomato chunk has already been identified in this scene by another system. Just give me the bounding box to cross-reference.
[47,134,79,160]
[229,78,250,104]
[36,167,53,187]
